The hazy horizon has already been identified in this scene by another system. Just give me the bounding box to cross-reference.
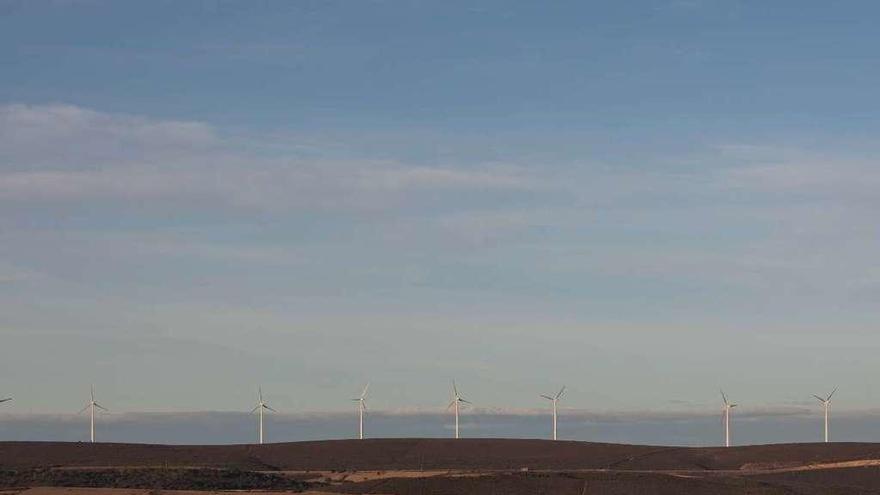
[2,408,878,447]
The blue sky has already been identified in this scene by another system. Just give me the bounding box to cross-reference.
[1,0,879,440]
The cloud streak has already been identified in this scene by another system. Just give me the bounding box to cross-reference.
[0,104,538,212]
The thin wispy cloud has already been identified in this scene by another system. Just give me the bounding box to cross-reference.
[0,104,538,212]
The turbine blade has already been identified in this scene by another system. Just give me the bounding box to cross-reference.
[259,387,263,402]
[361,401,367,411]
[77,404,90,414]
[361,382,370,399]
[264,404,277,413]
[0,398,11,403]
[813,395,826,402]
[720,390,728,405]
[250,405,260,414]
[447,400,456,410]
[452,380,459,397]
[556,386,566,400]
[540,395,554,401]
[460,398,472,405]
[91,385,95,402]
[94,402,108,411]
[828,387,838,400]
[730,404,737,408]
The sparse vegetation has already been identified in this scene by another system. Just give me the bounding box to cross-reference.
[0,467,313,492]
[3,440,880,493]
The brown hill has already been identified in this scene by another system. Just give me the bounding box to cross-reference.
[3,439,880,472]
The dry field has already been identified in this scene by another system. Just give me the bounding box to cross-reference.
[3,439,880,493]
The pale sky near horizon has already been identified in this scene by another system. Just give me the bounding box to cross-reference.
[1,0,879,419]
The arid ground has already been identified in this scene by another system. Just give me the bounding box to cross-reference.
[4,439,880,494]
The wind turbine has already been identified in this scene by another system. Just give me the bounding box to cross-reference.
[250,387,276,445]
[352,383,369,440]
[77,386,107,443]
[813,387,837,443]
[447,381,471,439]
[721,390,737,447]
[540,386,565,441]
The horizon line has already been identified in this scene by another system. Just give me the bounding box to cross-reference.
[3,406,876,422]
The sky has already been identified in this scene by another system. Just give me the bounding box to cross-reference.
[1,0,879,444]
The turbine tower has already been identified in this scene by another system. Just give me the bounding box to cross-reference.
[250,387,276,445]
[540,386,566,441]
[352,383,369,440]
[77,386,107,443]
[721,390,737,447]
[813,387,837,443]
[447,381,471,439]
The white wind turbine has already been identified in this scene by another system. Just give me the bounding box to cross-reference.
[447,381,471,439]
[250,387,276,445]
[78,385,107,443]
[721,390,737,447]
[352,383,370,440]
[540,386,565,441]
[813,387,837,443]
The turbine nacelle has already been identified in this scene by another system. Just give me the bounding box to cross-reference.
[79,386,108,414]
[721,390,737,410]
[541,386,566,403]
[250,403,277,413]
[352,382,370,411]
[447,381,471,409]
[813,387,837,405]
[251,387,277,413]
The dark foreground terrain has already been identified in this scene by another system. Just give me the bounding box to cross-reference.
[3,439,880,494]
